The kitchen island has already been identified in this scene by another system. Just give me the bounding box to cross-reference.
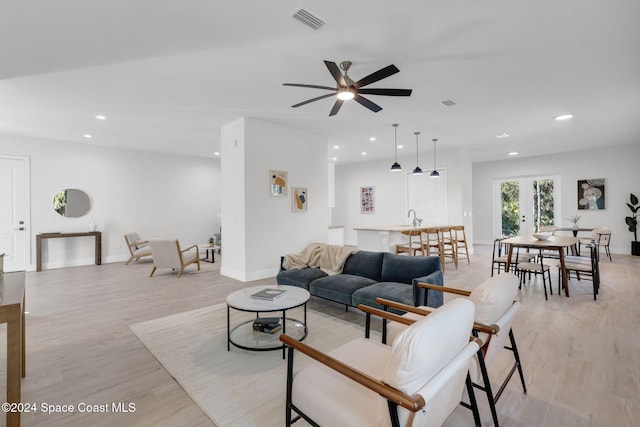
[354,225,421,252]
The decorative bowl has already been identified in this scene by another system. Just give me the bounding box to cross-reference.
[533,232,553,241]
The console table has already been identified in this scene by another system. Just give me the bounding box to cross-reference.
[36,231,102,272]
[0,272,26,427]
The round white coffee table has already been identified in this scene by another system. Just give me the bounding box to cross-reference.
[226,285,310,359]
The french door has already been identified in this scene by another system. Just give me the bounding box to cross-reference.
[495,175,560,237]
[0,156,29,271]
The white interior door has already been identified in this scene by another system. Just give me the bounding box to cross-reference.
[407,169,447,226]
[0,157,29,272]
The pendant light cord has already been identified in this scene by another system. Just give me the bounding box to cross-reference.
[415,132,420,166]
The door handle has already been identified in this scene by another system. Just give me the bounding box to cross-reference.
[14,227,25,231]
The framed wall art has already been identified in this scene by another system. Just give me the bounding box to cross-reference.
[270,170,288,197]
[578,178,605,210]
[292,187,307,212]
[360,186,375,214]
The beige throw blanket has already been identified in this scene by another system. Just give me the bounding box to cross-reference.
[283,243,359,275]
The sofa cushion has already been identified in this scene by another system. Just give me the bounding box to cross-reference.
[381,253,442,284]
[276,268,328,290]
[310,274,378,306]
[342,251,385,281]
[351,281,414,314]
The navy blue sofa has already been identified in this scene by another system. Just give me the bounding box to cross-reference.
[277,250,443,312]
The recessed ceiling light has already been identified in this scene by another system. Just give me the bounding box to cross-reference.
[333,145,339,149]
[398,144,404,149]
[361,151,367,156]
[496,133,510,139]
[554,114,574,121]
[213,152,220,156]
[95,115,106,120]
[508,151,519,156]
[331,157,337,161]
[369,137,376,141]
[83,134,92,138]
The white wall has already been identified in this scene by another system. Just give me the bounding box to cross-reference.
[220,118,328,281]
[472,143,640,254]
[334,148,473,247]
[0,133,220,270]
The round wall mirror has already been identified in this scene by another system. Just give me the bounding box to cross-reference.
[53,189,91,218]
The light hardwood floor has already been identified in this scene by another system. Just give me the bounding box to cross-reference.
[0,246,638,426]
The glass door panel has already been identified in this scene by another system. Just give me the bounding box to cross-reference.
[495,176,559,238]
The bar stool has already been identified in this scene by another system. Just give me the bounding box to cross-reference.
[421,227,444,270]
[452,225,470,265]
[395,229,425,256]
[438,226,458,270]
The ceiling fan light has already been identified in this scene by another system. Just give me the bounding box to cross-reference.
[430,170,440,178]
[412,166,423,175]
[337,89,355,100]
[390,162,402,171]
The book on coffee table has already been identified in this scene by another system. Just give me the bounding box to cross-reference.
[250,288,287,301]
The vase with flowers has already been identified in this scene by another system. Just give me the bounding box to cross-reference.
[567,214,581,230]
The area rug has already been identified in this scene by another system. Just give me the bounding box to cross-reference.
[130,302,378,427]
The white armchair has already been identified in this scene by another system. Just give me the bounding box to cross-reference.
[279,298,481,427]
[367,273,526,427]
[148,239,200,278]
[124,232,152,265]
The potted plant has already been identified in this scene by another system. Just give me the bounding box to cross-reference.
[625,193,640,256]
[567,214,581,229]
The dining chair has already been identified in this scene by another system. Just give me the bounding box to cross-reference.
[124,232,152,265]
[280,298,482,427]
[491,238,535,277]
[148,238,201,277]
[395,229,425,256]
[580,228,611,262]
[516,252,553,300]
[362,273,526,427]
[452,225,470,265]
[561,244,600,300]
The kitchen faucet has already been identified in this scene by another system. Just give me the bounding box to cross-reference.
[407,209,422,227]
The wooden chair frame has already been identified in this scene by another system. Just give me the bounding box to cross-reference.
[149,240,201,278]
[124,233,151,265]
[395,229,425,256]
[361,281,527,427]
[452,225,470,265]
[280,307,483,427]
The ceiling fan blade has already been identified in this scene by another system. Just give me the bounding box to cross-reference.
[283,83,336,91]
[324,61,346,87]
[358,88,412,96]
[329,99,344,116]
[291,93,336,108]
[354,94,382,113]
[354,64,400,88]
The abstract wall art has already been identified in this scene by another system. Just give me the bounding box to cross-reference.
[360,186,375,214]
[270,170,288,197]
[578,178,605,210]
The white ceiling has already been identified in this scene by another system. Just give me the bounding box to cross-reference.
[1,1,639,164]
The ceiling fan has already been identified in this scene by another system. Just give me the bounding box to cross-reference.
[283,60,412,116]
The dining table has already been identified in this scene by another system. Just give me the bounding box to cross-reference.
[553,227,593,237]
[501,235,579,297]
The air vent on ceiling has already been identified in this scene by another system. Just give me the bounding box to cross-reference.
[290,8,325,31]
[441,99,457,107]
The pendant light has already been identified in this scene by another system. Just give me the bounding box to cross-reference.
[389,123,401,171]
[412,131,423,175]
[430,138,440,178]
